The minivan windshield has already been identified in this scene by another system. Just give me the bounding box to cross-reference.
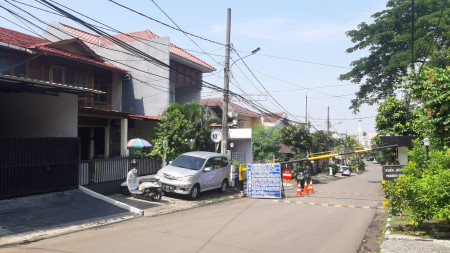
[171,155,206,170]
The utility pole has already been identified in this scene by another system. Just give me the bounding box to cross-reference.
[305,94,308,126]
[221,8,231,155]
[327,106,330,151]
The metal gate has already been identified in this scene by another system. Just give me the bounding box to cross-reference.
[0,137,79,199]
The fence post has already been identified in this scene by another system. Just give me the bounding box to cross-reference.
[88,160,95,184]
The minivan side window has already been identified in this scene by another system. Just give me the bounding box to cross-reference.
[220,157,229,168]
[205,159,215,168]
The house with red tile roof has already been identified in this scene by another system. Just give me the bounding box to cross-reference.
[201,97,263,129]
[261,112,288,128]
[0,25,134,198]
[42,21,216,118]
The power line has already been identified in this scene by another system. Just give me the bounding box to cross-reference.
[4,1,305,126]
[108,0,224,46]
[149,0,223,67]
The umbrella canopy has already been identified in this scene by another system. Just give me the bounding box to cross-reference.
[127,138,152,149]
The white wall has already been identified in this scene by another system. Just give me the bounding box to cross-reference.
[42,22,171,117]
[0,92,78,137]
[398,146,408,165]
[92,37,171,117]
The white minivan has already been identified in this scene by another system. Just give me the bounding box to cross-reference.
[155,151,230,200]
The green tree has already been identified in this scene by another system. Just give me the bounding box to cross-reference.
[280,124,312,158]
[311,130,335,153]
[252,124,282,162]
[150,102,219,162]
[383,140,450,226]
[375,97,420,136]
[339,0,450,112]
[372,96,421,164]
[404,66,450,147]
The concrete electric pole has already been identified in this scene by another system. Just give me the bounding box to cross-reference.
[221,8,231,155]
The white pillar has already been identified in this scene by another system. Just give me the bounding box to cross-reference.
[121,118,128,156]
[89,127,94,159]
[105,120,110,158]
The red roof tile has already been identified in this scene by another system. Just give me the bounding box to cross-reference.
[128,114,160,121]
[201,98,260,117]
[0,26,127,73]
[0,27,48,48]
[36,46,127,72]
[262,112,285,123]
[279,145,294,154]
[61,23,216,72]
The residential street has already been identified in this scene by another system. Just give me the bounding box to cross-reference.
[2,162,384,253]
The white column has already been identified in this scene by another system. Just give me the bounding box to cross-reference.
[105,120,110,158]
[89,127,94,159]
[121,118,128,156]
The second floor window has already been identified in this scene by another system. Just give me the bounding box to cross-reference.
[0,54,26,77]
[50,67,86,87]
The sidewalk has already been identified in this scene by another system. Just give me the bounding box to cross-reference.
[0,190,139,247]
[380,234,450,253]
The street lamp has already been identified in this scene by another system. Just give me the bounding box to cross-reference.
[230,47,261,69]
[221,45,260,155]
[423,137,430,157]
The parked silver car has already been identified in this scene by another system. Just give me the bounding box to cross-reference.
[340,166,351,176]
[155,151,230,200]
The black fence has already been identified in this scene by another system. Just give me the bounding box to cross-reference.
[79,156,161,185]
[0,137,79,200]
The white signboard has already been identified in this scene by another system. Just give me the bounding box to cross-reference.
[210,130,222,143]
[247,163,281,199]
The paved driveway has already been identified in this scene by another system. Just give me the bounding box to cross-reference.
[0,190,137,246]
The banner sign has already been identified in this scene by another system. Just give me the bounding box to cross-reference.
[382,165,404,182]
[247,163,281,199]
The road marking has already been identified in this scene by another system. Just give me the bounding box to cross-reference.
[315,191,382,197]
[271,200,383,210]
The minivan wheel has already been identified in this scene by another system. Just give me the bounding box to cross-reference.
[189,184,200,200]
[121,186,131,196]
[218,179,228,193]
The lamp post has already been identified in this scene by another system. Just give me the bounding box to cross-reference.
[230,47,261,69]
[423,137,430,157]
[221,41,260,155]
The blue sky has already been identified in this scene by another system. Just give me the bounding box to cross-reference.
[0,0,389,134]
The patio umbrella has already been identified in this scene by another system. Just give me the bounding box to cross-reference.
[126,138,152,149]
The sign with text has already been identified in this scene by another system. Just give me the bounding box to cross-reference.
[210,130,222,143]
[247,163,281,199]
[282,169,292,180]
[382,165,404,182]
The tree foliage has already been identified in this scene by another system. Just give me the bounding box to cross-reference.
[150,102,219,162]
[280,124,312,158]
[311,130,335,153]
[252,124,282,162]
[405,66,450,146]
[375,97,420,136]
[340,0,450,112]
[383,140,450,226]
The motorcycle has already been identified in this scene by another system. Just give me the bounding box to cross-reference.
[120,159,163,202]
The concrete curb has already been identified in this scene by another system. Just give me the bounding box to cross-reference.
[79,186,144,216]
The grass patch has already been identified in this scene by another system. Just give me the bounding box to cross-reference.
[389,212,450,239]
[197,195,234,207]
[377,212,389,244]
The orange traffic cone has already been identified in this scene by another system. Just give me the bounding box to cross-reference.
[309,179,314,193]
[303,180,308,195]
[296,182,303,197]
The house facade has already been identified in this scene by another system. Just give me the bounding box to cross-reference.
[0,26,125,198]
[43,22,216,118]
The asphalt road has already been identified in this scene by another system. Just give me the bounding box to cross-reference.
[2,162,384,253]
